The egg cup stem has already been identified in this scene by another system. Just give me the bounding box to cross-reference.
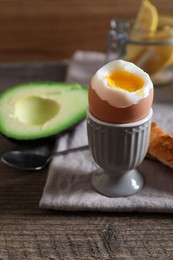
[87,108,153,197]
[91,169,144,197]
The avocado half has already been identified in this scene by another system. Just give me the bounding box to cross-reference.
[0,82,88,140]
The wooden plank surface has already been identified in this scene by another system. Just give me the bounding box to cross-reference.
[0,62,173,259]
[0,0,173,62]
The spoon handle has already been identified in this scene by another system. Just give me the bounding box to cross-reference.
[50,145,89,159]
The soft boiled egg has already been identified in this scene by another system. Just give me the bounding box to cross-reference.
[88,59,153,124]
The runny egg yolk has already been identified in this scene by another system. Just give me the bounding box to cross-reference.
[105,69,144,92]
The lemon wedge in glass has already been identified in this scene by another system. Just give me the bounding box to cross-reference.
[124,0,159,64]
[133,0,158,31]
[134,19,173,75]
[124,0,173,77]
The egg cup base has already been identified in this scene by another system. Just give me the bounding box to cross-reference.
[91,168,144,197]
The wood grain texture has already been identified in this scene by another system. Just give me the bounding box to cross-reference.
[0,62,173,259]
[0,0,173,62]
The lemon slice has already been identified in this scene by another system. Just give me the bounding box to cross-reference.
[130,16,173,76]
[158,16,173,69]
[124,1,173,77]
[133,43,173,75]
[124,0,159,63]
[133,0,158,31]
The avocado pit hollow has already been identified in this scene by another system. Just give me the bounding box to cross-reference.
[14,96,60,126]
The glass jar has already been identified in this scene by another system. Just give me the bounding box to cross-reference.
[106,16,173,85]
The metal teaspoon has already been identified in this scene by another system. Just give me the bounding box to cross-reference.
[1,145,89,171]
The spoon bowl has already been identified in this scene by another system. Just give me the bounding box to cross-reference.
[1,145,89,171]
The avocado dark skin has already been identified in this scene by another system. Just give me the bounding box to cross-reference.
[1,119,85,150]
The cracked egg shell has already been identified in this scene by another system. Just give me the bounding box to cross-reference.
[88,60,153,124]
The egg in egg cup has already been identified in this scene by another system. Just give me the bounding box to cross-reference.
[87,60,153,197]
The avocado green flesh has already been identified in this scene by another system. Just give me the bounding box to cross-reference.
[0,82,88,140]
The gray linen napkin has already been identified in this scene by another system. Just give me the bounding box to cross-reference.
[39,50,173,212]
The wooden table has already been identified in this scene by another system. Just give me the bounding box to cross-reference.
[0,62,173,260]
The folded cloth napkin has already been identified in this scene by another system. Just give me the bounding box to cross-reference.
[65,50,105,86]
[40,50,173,213]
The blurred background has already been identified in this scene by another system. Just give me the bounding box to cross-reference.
[0,0,173,62]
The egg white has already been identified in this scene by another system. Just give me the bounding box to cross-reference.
[91,59,153,108]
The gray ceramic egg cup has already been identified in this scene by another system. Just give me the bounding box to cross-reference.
[87,108,153,197]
